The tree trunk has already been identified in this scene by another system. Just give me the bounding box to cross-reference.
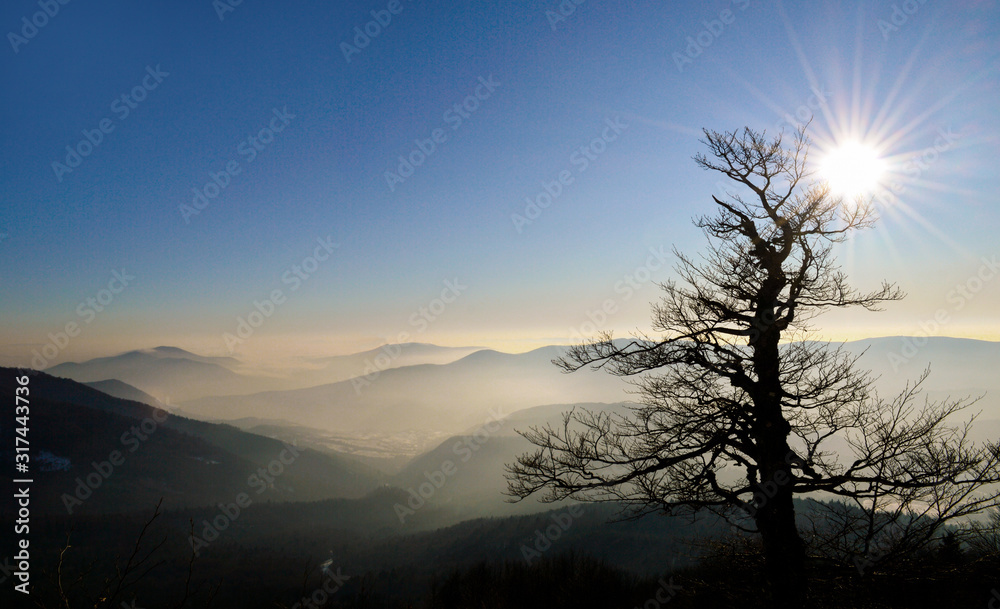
[752,294,807,608]
[755,464,807,608]
[752,406,807,607]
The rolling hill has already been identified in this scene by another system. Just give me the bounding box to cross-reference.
[45,346,259,401]
[83,378,166,407]
[177,346,632,440]
[0,368,384,515]
[46,343,486,402]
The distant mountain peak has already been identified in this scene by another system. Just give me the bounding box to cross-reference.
[147,345,198,355]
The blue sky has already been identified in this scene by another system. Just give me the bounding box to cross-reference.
[1,0,998,365]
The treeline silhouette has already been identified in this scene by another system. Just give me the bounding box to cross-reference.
[1,498,997,608]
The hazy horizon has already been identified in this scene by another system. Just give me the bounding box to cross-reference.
[6,332,1000,373]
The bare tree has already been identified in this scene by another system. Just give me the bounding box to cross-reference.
[42,500,218,609]
[45,500,167,609]
[965,507,1000,557]
[505,126,1000,608]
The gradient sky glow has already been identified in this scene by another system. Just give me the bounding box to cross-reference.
[2,0,999,367]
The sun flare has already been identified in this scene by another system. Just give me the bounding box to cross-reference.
[819,141,887,198]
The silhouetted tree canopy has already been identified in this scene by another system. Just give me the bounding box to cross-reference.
[506,125,1000,608]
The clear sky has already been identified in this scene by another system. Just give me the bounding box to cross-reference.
[1,0,998,367]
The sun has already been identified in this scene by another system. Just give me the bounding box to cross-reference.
[819,141,887,198]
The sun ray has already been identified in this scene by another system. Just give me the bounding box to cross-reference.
[879,197,977,260]
[771,3,998,267]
